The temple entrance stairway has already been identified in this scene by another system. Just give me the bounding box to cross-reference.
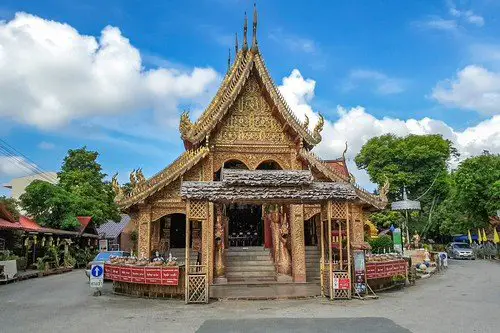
[225,247,276,283]
[167,248,198,266]
[305,246,321,282]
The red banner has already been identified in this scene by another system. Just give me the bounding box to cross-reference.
[104,264,179,285]
[366,260,407,280]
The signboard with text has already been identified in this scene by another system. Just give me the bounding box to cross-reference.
[104,264,179,286]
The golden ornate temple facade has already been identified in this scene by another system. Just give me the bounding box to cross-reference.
[115,8,387,302]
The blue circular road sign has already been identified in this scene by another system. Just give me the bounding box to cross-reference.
[91,265,103,278]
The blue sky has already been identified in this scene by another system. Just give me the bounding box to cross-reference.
[1,0,500,195]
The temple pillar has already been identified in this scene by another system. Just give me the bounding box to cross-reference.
[206,202,215,284]
[290,204,306,283]
[137,204,152,258]
[350,204,365,249]
[264,209,272,249]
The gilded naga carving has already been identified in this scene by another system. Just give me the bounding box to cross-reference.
[313,114,324,141]
[179,111,193,140]
[129,169,137,188]
[111,173,124,200]
[136,168,146,183]
[303,114,309,129]
[379,175,390,202]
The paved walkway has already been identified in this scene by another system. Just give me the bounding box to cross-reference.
[0,260,499,332]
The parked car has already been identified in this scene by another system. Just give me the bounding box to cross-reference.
[447,242,475,260]
[85,251,130,278]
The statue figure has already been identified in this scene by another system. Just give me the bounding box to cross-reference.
[349,172,356,185]
[313,114,324,140]
[214,206,225,278]
[129,169,137,188]
[111,173,124,199]
[136,168,146,183]
[179,111,193,140]
[277,215,292,276]
[303,114,309,129]
[379,175,390,202]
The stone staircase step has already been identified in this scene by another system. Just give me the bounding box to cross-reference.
[226,271,276,278]
[227,260,275,266]
[226,265,275,272]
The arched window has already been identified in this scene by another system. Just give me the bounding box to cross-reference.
[256,160,282,170]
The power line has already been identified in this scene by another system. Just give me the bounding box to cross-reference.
[0,140,57,183]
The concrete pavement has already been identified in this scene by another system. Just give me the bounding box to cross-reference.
[0,259,498,333]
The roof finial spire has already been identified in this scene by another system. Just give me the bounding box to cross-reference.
[242,12,248,51]
[227,48,231,72]
[235,32,239,54]
[251,3,258,51]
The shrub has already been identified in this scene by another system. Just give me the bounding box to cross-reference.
[368,235,394,253]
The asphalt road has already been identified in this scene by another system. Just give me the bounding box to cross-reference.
[0,259,499,333]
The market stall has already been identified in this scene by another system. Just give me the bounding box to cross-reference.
[365,253,408,290]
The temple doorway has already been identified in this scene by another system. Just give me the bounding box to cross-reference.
[169,213,186,248]
[304,214,319,246]
[227,203,263,247]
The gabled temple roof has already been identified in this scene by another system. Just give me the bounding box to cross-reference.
[179,17,323,149]
[118,146,210,209]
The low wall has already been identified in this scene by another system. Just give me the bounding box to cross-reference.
[106,264,185,299]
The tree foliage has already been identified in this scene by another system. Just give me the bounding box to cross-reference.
[453,153,500,227]
[0,196,20,220]
[355,134,457,238]
[20,147,120,230]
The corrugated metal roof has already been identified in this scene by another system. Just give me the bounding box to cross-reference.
[96,214,131,239]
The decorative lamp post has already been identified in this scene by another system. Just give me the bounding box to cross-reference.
[391,187,421,248]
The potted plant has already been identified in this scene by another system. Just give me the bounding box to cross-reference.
[392,274,406,288]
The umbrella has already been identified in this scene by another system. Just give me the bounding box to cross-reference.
[482,229,488,242]
[494,229,499,244]
[477,228,482,244]
[467,230,473,245]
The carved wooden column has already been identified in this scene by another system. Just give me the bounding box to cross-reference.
[137,204,152,258]
[350,204,365,249]
[290,204,306,283]
[206,202,215,284]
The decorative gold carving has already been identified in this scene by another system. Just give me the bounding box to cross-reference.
[304,204,321,221]
[136,205,151,258]
[180,111,193,140]
[313,114,324,141]
[129,170,137,188]
[303,114,309,130]
[214,205,225,278]
[213,151,291,172]
[111,173,124,201]
[213,74,293,146]
[277,210,292,276]
[290,204,306,282]
[379,175,390,202]
[136,168,146,183]
[119,146,209,209]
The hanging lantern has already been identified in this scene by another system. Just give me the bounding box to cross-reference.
[56,237,60,246]
[48,236,53,247]
[24,237,29,248]
[33,235,37,245]
[41,236,46,247]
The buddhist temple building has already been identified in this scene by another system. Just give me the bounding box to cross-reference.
[114,7,388,302]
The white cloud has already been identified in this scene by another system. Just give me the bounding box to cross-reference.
[0,13,218,130]
[415,16,458,31]
[448,2,484,27]
[268,30,318,55]
[432,65,500,116]
[38,141,55,150]
[0,156,37,178]
[278,69,500,190]
[344,70,406,95]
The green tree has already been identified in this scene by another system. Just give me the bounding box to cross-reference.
[20,147,120,230]
[453,153,500,227]
[57,147,120,226]
[0,196,20,220]
[356,134,457,237]
[19,180,80,229]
